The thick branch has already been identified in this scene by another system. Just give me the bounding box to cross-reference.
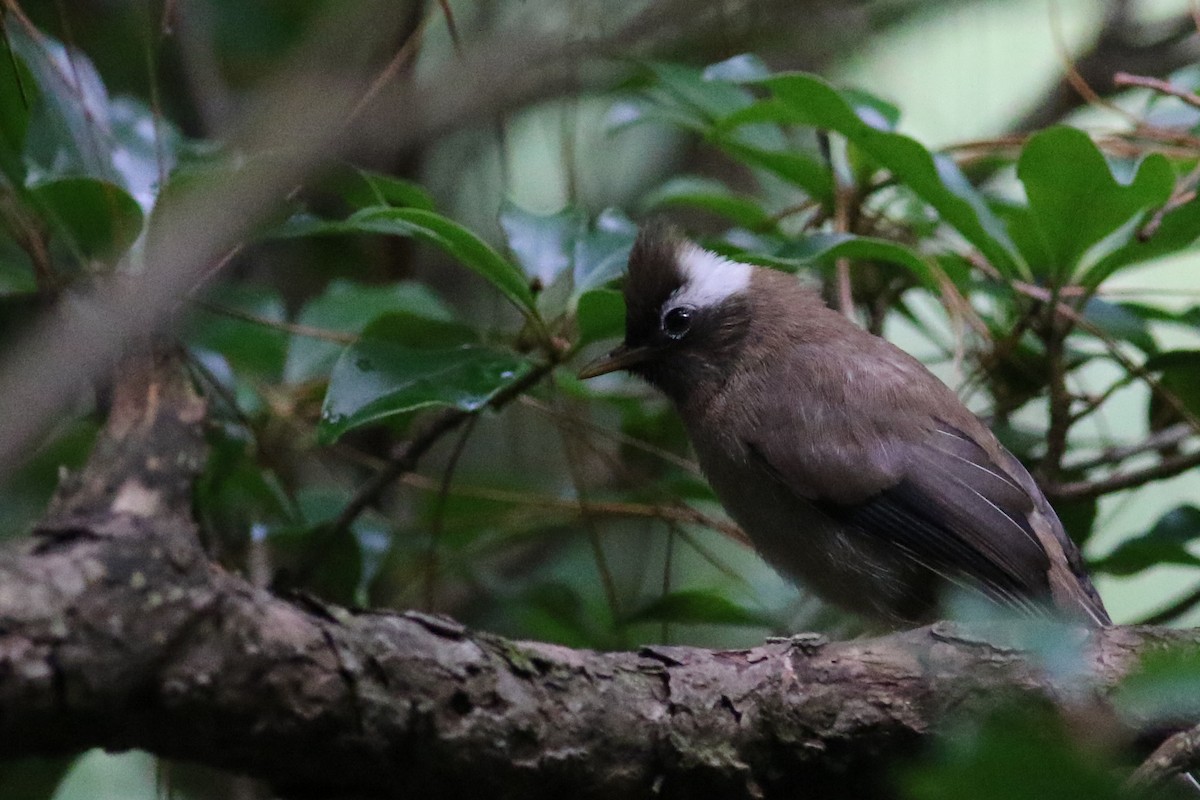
[2,502,1198,799]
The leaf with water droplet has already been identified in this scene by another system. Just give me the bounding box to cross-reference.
[318,337,535,443]
[283,280,455,384]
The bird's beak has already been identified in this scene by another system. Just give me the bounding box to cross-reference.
[578,344,655,379]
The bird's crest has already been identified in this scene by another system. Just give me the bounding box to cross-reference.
[624,224,751,342]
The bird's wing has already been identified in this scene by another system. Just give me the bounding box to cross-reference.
[748,420,1077,619]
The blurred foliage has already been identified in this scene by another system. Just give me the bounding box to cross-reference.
[906,707,1138,800]
[4,1,1200,798]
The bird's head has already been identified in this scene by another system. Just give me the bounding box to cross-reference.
[579,224,756,403]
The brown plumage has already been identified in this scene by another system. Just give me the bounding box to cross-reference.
[580,223,1109,628]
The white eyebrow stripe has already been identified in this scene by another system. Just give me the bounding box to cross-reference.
[666,243,752,310]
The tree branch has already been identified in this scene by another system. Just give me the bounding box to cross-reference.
[1128,722,1200,790]
[1047,445,1200,502]
[6,504,1198,799]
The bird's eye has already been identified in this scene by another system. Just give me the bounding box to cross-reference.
[662,306,694,340]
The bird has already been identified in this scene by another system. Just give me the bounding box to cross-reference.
[579,223,1109,629]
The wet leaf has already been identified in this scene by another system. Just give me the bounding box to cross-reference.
[319,331,534,442]
[284,280,453,384]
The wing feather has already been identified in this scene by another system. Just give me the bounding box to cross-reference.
[750,420,1060,618]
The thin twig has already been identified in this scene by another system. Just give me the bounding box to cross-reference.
[1068,372,1137,425]
[140,1,168,193]
[328,360,556,540]
[397,472,748,545]
[436,0,462,55]
[1047,445,1200,502]
[45,0,114,178]
[833,184,854,319]
[1005,278,1200,433]
[551,385,623,623]
[185,351,255,431]
[1127,722,1200,789]
[1105,68,1200,241]
[1138,579,1200,626]
[1139,159,1200,241]
[517,395,700,475]
[194,301,357,344]
[1049,0,1141,127]
[422,415,478,610]
[347,11,431,122]
[1039,297,1073,483]
[1114,71,1200,110]
[0,190,54,291]
[0,12,30,108]
[1065,422,1194,472]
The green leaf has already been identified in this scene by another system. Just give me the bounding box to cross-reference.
[189,284,289,381]
[993,202,1052,274]
[9,31,179,202]
[840,88,901,132]
[576,288,625,346]
[714,139,834,204]
[1113,646,1200,724]
[640,175,772,229]
[335,168,435,211]
[1092,505,1200,576]
[1081,298,1157,354]
[360,311,478,349]
[700,53,771,84]
[26,178,143,264]
[288,206,538,315]
[319,331,535,442]
[11,28,116,182]
[0,417,97,539]
[572,208,637,296]
[268,496,363,606]
[1084,195,1200,289]
[106,97,182,208]
[0,35,34,184]
[1017,126,1174,280]
[284,280,454,384]
[722,73,1022,275]
[624,589,771,627]
[1143,350,1200,420]
[1115,301,1197,326]
[1055,488,1098,548]
[774,233,936,289]
[511,582,597,648]
[197,425,296,553]
[646,61,756,123]
[906,708,1129,800]
[499,201,585,286]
